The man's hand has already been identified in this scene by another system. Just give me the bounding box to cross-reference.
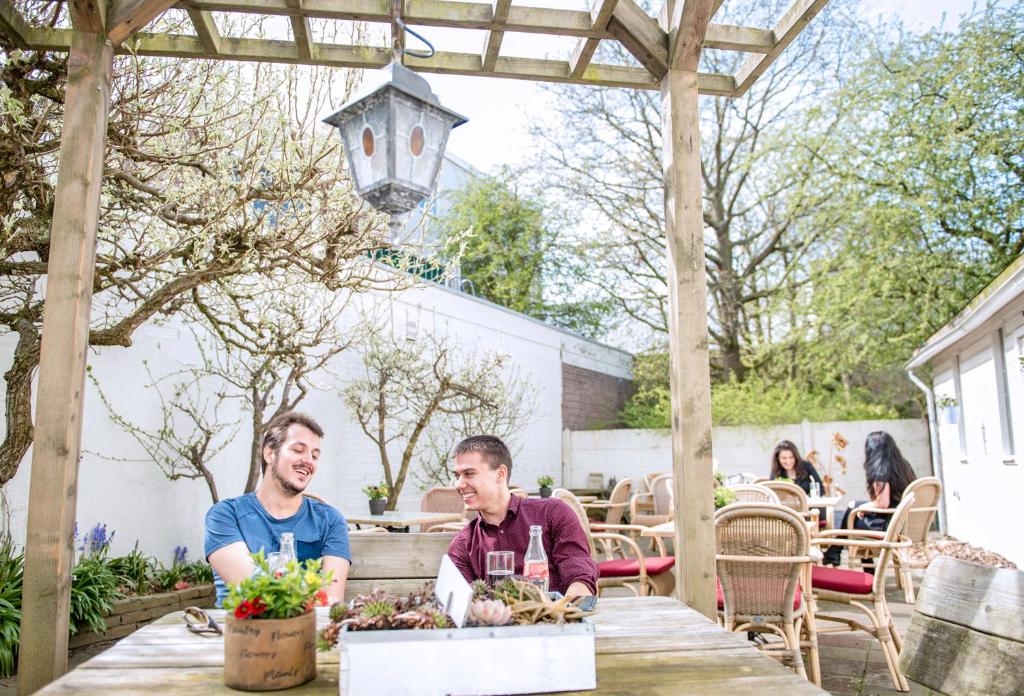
[208,542,254,585]
[565,581,593,598]
[321,555,351,605]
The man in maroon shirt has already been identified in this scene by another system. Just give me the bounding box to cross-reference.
[447,435,598,597]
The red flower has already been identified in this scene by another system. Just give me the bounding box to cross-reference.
[304,600,314,612]
[174,580,190,591]
[250,597,266,616]
[316,590,329,607]
[234,600,254,619]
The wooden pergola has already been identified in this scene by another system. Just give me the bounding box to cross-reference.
[1,0,830,692]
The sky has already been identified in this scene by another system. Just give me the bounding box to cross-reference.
[427,0,983,174]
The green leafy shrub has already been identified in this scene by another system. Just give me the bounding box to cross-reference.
[70,557,121,635]
[0,543,23,678]
[107,547,153,595]
[183,560,214,584]
[714,487,737,509]
[152,563,187,592]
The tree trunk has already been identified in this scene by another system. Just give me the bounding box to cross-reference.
[0,319,40,486]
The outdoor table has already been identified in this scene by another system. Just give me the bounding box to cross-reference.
[345,510,463,532]
[641,520,677,538]
[806,495,842,529]
[36,597,825,694]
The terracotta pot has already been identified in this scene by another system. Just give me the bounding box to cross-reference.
[224,610,316,691]
[369,498,386,515]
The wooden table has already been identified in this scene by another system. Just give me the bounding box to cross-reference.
[38,598,825,695]
[806,495,842,528]
[641,520,677,538]
[345,510,463,531]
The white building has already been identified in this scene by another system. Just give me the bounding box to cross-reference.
[906,254,1024,566]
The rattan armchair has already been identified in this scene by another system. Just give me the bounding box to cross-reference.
[729,484,780,504]
[419,486,471,532]
[715,502,819,685]
[811,493,917,692]
[630,474,673,526]
[844,477,941,602]
[554,488,674,597]
[762,481,820,529]
[581,477,632,525]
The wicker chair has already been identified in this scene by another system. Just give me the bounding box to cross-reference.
[729,484,780,504]
[581,477,632,525]
[630,474,673,527]
[811,493,917,692]
[419,486,471,532]
[715,503,818,685]
[553,489,674,597]
[302,492,328,504]
[762,481,820,529]
[845,477,941,602]
[509,487,529,499]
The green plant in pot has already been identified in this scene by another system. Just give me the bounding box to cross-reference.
[222,552,331,691]
[537,475,554,498]
[714,487,737,510]
[363,482,389,515]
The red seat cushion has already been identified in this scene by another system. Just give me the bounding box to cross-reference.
[598,556,675,578]
[715,578,802,610]
[811,565,874,594]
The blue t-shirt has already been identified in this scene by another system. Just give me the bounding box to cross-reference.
[204,493,351,606]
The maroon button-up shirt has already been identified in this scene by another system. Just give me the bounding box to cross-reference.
[447,495,598,594]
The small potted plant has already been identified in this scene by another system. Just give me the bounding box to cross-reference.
[537,475,554,498]
[714,486,737,509]
[363,481,389,515]
[222,552,331,691]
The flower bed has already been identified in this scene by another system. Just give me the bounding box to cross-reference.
[69,584,215,649]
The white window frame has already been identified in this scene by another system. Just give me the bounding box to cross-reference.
[993,329,1015,461]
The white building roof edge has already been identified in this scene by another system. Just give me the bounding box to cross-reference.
[906,254,1024,369]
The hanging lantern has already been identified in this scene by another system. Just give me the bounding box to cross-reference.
[323,61,467,223]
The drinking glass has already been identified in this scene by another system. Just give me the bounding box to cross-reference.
[486,551,515,586]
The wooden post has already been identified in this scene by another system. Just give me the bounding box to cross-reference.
[660,67,716,619]
[17,25,113,696]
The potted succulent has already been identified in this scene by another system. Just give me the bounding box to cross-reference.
[222,552,331,691]
[362,482,389,515]
[537,475,554,498]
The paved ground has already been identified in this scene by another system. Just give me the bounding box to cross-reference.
[3,571,935,694]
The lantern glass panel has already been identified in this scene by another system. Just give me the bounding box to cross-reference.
[392,94,453,193]
[339,95,391,196]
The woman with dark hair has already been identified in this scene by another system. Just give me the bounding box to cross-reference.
[823,431,917,566]
[769,440,824,496]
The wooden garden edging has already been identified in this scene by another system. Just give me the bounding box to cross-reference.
[69,584,215,649]
[899,556,1024,695]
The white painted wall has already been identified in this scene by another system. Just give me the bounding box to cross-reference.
[930,308,1024,567]
[0,280,630,564]
[563,419,933,522]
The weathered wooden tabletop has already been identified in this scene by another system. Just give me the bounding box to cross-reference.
[344,510,464,528]
[37,597,824,695]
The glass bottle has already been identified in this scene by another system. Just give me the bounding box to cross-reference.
[274,532,296,577]
[523,525,549,593]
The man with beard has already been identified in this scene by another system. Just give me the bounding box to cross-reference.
[204,411,350,607]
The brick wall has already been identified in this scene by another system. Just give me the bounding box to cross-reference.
[561,363,633,431]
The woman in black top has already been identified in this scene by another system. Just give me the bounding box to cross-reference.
[823,431,917,566]
[768,440,823,496]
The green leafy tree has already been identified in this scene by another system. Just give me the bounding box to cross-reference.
[440,170,610,337]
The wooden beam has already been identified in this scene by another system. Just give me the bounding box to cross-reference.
[703,23,773,53]
[0,1,31,49]
[667,0,715,71]
[27,26,737,94]
[107,0,178,44]
[606,0,667,78]
[733,0,829,96]
[570,0,619,79]
[390,0,404,62]
[17,24,114,696]
[481,0,511,72]
[70,0,107,32]
[660,66,717,620]
[185,7,221,54]
[286,0,314,60]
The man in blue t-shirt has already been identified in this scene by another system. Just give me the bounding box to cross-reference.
[204,411,351,607]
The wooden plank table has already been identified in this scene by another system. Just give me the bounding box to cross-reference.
[345,510,463,531]
[37,597,825,695]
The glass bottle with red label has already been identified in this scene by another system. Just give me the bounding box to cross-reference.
[523,525,549,592]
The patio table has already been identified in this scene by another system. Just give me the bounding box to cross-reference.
[345,510,464,532]
[806,495,842,529]
[36,597,825,695]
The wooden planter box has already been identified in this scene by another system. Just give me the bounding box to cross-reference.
[338,621,596,695]
[69,584,215,648]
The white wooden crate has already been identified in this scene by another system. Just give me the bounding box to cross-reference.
[338,621,596,695]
